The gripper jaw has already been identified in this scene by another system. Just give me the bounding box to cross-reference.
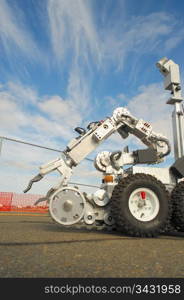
[23,173,43,193]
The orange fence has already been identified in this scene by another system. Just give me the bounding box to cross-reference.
[0,192,48,213]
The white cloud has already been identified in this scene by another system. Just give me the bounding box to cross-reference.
[164,28,184,50]
[67,64,91,111]
[39,95,82,127]
[7,81,38,104]
[0,0,41,60]
[46,2,184,131]
[0,93,28,132]
[127,83,172,140]
[47,3,180,72]
[99,12,181,71]
[32,115,73,140]
[0,81,99,193]
[47,0,98,124]
[0,81,83,141]
[47,0,101,65]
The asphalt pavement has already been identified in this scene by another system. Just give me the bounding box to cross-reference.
[0,215,184,278]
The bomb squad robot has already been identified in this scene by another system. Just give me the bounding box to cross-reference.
[24,57,184,237]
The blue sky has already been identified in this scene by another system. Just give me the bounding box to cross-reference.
[0,0,184,193]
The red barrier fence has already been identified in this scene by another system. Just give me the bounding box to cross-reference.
[0,192,48,213]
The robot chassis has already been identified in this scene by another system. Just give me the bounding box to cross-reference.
[24,57,184,237]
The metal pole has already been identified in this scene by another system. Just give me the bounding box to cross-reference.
[172,102,184,159]
[156,57,184,160]
[0,137,3,155]
[0,136,93,162]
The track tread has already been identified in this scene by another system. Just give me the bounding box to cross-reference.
[171,181,184,231]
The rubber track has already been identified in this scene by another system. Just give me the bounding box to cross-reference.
[50,217,116,232]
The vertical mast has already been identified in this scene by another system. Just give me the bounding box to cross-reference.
[156,57,184,160]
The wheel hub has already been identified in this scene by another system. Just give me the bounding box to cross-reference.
[128,188,160,222]
[49,187,86,225]
[63,200,73,212]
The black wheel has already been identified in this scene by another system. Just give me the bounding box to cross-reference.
[111,173,171,237]
[171,181,184,231]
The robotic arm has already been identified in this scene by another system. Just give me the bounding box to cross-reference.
[24,106,170,193]
[93,107,170,173]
